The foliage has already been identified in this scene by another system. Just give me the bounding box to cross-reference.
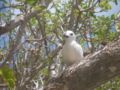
[96,76,120,90]
[0,0,120,90]
[0,65,16,89]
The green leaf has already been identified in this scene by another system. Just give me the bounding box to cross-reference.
[0,70,2,75]
[0,13,4,17]
[33,5,46,11]
[0,66,16,89]
[111,14,115,20]
[26,0,37,5]
[41,67,49,76]
[99,1,112,10]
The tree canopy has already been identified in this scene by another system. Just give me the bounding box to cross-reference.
[0,0,120,90]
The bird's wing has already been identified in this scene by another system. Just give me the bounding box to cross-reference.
[72,42,84,59]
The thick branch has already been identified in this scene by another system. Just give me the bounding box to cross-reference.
[44,39,120,90]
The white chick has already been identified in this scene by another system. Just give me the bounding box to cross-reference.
[62,30,83,66]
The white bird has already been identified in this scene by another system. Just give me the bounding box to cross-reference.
[62,30,83,66]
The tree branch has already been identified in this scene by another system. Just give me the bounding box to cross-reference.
[0,0,54,36]
[44,39,120,90]
[0,10,42,36]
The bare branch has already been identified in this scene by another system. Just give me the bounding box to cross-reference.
[0,10,43,35]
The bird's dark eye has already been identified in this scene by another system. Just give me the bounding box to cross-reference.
[70,33,73,36]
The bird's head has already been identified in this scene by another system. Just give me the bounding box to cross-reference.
[63,30,76,42]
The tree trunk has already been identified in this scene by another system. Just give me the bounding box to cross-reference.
[44,39,120,90]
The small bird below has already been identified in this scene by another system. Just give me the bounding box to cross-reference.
[62,30,84,66]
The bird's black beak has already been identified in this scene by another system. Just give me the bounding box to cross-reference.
[63,34,69,38]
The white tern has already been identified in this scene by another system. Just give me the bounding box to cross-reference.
[62,30,83,66]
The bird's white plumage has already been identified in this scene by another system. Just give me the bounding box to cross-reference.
[62,30,83,66]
